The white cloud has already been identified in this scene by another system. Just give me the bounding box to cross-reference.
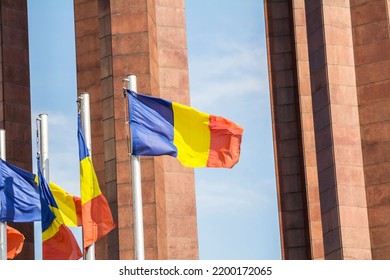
[188,39,270,110]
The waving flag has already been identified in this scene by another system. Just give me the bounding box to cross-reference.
[127,90,244,168]
[78,115,115,249]
[38,163,82,260]
[0,159,40,222]
[6,225,25,259]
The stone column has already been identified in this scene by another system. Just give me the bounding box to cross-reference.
[0,0,33,260]
[306,0,371,259]
[74,0,198,259]
[351,0,390,259]
[264,0,324,259]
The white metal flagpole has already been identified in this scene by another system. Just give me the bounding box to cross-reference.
[79,92,95,260]
[36,113,50,260]
[39,114,50,181]
[127,74,145,260]
[0,129,5,159]
[0,129,7,260]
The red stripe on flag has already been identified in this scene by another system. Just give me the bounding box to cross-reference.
[42,224,82,260]
[207,115,244,168]
[82,194,116,249]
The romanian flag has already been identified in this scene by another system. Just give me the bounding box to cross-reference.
[38,163,82,260]
[6,225,25,259]
[78,115,115,249]
[0,159,41,222]
[127,90,244,168]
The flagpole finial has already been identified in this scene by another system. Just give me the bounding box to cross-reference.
[127,75,137,92]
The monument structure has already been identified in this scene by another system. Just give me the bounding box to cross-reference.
[0,0,34,259]
[4,0,390,261]
[73,0,198,259]
[265,0,390,259]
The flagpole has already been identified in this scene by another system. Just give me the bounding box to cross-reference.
[79,92,95,260]
[0,129,7,260]
[39,114,50,181]
[127,74,145,260]
[36,114,50,260]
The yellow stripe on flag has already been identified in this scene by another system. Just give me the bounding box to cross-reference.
[80,156,102,204]
[42,207,63,242]
[172,102,210,167]
[49,182,81,227]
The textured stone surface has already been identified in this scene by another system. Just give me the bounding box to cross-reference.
[351,0,390,260]
[265,0,324,260]
[0,0,34,260]
[74,0,198,259]
[266,0,390,260]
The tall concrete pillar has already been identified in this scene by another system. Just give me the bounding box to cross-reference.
[265,0,390,260]
[350,0,390,259]
[74,0,198,259]
[264,0,324,259]
[0,0,33,260]
[306,0,370,259]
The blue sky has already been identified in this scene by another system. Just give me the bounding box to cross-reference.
[27,0,281,260]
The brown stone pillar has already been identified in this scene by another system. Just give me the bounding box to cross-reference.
[0,0,33,259]
[264,0,324,259]
[266,0,390,259]
[266,0,387,259]
[74,0,198,259]
[155,0,198,260]
[306,0,371,259]
[351,0,390,259]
